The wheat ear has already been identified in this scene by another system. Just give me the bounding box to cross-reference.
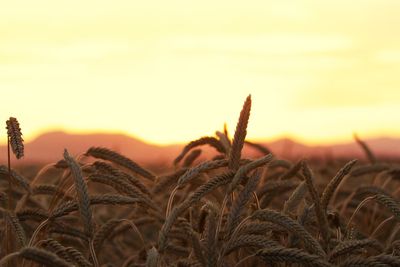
[64,149,93,237]
[183,149,202,167]
[41,238,92,267]
[85,147,155,181]
[225,170,261,239]
[283,181,307,214]
[2,209,27,249]
[329,239,383,261]
[229,94,251,170]
[354,133,376,164]
[146,247,159,267]
[256,247,332,267]
[252,208,325,257]
[0,247,71,267]
[173,136,226,165]
[244,140,271,155]
[302,161,331,247]
[6,117,24,159]
[320,159,358,212]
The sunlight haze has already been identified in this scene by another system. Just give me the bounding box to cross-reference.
[1,1,400,145]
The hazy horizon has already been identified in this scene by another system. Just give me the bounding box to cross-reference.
[1,128,399,148]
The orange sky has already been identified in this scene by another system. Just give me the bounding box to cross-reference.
[1,1,400,145]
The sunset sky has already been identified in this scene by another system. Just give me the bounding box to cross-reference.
[1,1,400,145]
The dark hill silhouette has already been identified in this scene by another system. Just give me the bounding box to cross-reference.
[0,131,181,165]
[0,131,399,165]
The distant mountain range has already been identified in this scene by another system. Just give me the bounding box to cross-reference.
[0,131,399,165]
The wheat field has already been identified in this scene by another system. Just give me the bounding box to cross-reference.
[1,96,400,267]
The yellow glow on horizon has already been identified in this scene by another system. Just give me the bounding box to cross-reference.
[1,1,400,146]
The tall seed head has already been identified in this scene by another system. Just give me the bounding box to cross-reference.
[6,117,24,159]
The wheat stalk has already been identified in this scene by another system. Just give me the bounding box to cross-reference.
[64,149,93,238]
[251,208,325,257]
[6,117,24,159]
[225,170,261,239]
[0,247,71,267]
[224,234,279,255]
[283,181,307,215]
[41,238,92,267]
[51,194,142,219]
[229,95,251,170]
[256,247,332,267]
[173,137,226,166]
[183,149,202,167]
[1,209,26,249]
[329,239,382,261]
[146,247,159,267]
[92,161,151,197]
[302,161,331,247]
[244,140,271,155]
[354,133,377,164]
[228,154,273,194]
[320,159,358,212]
[85,147,155,181]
